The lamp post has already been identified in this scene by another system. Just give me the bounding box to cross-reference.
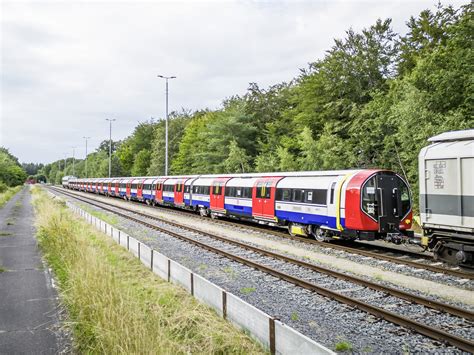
[71,146,77,176]
[157,74,176,176]
[105,118,116,177]
[83,136,91,178]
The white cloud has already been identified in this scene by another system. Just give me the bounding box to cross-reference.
[0,0,466,163]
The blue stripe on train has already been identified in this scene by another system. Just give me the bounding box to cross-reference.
[224,204,252,216]
[275,210,343,229]
[164,196,174,203]
[190,199,210,208]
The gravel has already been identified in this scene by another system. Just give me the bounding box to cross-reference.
[53,190,474,354]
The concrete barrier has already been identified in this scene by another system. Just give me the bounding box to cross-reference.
[169,259,192,293]
[152,250,169,280]
[140,243,152,269]
[193,273,224,317]
[66,199,335,355]
[129,237,140,258]
[119,232,129,249]
[226,292,271,349]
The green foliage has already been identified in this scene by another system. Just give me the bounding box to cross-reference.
[37,3,472,216]
[0,148,27,187]
[335,340,353,352]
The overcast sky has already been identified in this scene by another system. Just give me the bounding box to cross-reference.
[0,0,466,164]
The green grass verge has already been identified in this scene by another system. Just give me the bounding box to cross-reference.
[77,202,119,226]
[0,186,22,208]
[32,187,265,354]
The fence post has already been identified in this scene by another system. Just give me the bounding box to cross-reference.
[222,291,227,320]
[269,317,276,355]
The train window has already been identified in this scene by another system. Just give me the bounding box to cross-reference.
[193,185,199,194]
[276,188,291,201]
[362,176,378,220]
[398,178,411,217]
[308,189,327,205]
[214,184,222,195]
[241,187,251,198]
[236,188,242,197]
[265,182,271,199]
[203,186,210,195]
[292,189,303,202]
[256,183,264,198]
[185,185,190,193]
[176,184,182,192]
[330,182,336,204]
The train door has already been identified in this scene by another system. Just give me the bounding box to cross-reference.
[137,180,144,200]
[115,182,119,195]
[210,178,230,212]
[174,180,185,206]
[374,173,402,233]
[252,177,281,219]
[155,180,165,203]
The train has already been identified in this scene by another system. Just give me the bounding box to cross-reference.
[64,169,414,244]
[419,129,474,266]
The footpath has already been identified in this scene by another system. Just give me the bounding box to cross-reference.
[0,187,65,353]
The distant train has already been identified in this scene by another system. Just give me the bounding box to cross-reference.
[65,169,414,244]
[419,129,474,266]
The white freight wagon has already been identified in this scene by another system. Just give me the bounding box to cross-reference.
[419,129,474,265]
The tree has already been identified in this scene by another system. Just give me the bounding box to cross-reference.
[224,140,251,173]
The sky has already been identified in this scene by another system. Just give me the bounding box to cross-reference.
[0,0,467,164]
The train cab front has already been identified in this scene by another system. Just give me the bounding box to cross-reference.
[345,170,413,243]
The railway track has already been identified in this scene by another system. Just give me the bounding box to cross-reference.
[50,187,474,352]
[58,187,474,280]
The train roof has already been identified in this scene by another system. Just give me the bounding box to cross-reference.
[428,129,474,143]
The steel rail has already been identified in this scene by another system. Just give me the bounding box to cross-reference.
[51,187,474,352]
[64,187,474,280]
[52,187,474,320]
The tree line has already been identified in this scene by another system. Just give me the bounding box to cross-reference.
[0,148,28,191]
[40,3,473,212]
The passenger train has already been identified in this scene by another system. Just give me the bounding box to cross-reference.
[64,169,414,243]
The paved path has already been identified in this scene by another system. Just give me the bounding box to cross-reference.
[0,187,64,354]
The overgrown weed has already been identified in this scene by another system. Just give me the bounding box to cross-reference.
[32,187,265,354]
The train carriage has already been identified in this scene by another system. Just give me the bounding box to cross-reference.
[419,129,474,265]
[66,167,414,244]
[224,177,255,218]
[188,177,212,213]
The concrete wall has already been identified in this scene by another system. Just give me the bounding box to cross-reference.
[65,200,334,355]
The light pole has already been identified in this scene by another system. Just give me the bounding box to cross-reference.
[105,118,116,177]
[83,136,91,178]
[71,146,77,176]
[157,74,176,175]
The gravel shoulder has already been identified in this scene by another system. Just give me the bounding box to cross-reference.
[68,191,474,307]
[54,189,474,354]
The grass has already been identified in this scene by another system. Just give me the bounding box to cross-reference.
[78,203,119,226]
[32,187,265,354]
[290,312,299,321]
[0,232,12,237]
[240,287,256,295]
[223,266,238,279]
[335,340,353,352]
[6,218,15,226]
[0,266,6,273]
[0,186,22,208]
